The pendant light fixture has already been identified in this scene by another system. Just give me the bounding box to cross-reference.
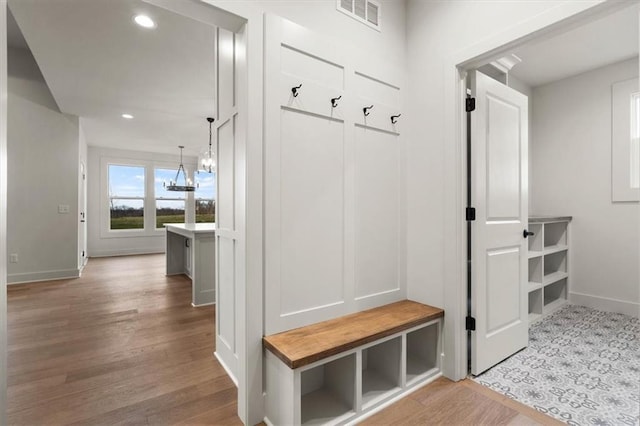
[164,145,196,192]
[200,117,215,173]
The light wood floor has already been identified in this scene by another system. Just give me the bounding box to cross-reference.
[7,254,240,425]
[7,254,560,425]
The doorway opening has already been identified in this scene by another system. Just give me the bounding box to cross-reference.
[458,3,639,424]
[4,0,248,423]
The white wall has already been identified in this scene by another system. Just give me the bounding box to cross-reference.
[531,57,639,316]
[86,145,198,257]
[211,0,405,70]
[7,46,81,284]
[404,0,600,312]
[404,0,610,379]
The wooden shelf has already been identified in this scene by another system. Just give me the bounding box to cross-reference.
[543,271,568,286]
[263,300,444,369]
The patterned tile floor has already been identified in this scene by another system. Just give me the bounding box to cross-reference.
[473,304,640,426]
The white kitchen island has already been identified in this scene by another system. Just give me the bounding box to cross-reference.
[165,223,216,307]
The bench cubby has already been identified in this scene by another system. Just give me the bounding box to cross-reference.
[263,300,444,425]
[406,322,439,385]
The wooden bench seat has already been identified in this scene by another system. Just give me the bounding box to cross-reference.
[263,300,444,369]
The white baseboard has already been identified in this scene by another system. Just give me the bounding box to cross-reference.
[215,351,238,387]
[8,268,80,284]
[569,291,640,318]
[88,248,164,257]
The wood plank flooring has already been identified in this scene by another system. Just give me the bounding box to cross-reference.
[364,377,563,426]
[7,254,559,425]
[7,254,240,426]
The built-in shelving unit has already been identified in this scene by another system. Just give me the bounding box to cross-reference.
[527,217,571,323]
[263,301,444,426]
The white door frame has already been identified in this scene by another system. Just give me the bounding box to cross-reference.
[0,0,7,422]
[145,1,260,424]
[442,1,631,381]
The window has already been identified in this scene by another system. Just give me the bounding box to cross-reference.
[612,78,639,202]
[195,172,215,223]
[631,93,639,189]
[108,165,145,230]
[155,168,185,228]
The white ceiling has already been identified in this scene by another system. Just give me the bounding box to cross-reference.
[510,4,639,87]
[8,0,638,153]
[8,0,217,156]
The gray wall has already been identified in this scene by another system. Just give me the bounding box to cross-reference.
[7,46,81,283]
[531,57,639,315]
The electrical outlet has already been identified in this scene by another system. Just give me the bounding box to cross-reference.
[58,204,70,214]
[9,253,18,263]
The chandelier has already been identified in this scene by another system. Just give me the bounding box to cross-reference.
[200,117,215,173]
[164,145,196,192]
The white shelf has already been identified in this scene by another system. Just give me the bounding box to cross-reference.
[543,245,568,255]
[543,271,568,286]
[301,388,355,425]
[543,297,567,314]
[528,250,543,259]
[361,369,401,409]
[361,336,401,409]
[528,312,542,323]
[527,218,570,324]
[527,282,542,292]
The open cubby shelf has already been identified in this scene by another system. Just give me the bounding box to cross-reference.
[301,354,356,425]
[527,218,571,323]
[361,337,402,408]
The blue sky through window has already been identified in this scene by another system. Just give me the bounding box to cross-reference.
[109,165,144,198]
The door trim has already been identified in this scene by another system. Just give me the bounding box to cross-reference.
[442,1,630,381]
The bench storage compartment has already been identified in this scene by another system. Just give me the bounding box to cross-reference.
[264,300,444,425]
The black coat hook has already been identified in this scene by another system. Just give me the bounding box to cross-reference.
[363,105,374,116]
[331,96,342,108]
[391,114,401,124]
[291,84,302,97]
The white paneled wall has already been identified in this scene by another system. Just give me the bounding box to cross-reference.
[214,25,243,383]
[264,15,405,334]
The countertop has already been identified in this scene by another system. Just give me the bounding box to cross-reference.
[529,216,572,223]
[164,223,216,234]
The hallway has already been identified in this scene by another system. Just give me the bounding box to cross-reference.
[6,254,239,425]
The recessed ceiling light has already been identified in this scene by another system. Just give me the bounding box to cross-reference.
[133,14,156,29]
[122,113,134,119]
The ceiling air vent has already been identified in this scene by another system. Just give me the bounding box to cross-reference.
[337,0,381,31]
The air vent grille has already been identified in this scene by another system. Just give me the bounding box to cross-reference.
[337,0,381,31]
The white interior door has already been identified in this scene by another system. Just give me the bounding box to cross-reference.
[470,70,529,375]
[79,161,87,268]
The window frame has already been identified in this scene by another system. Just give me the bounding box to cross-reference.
[100,155,198,239]
[611,78,640,202]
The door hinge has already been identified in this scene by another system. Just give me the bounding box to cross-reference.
[466,316,476,331]
[465,97,476,112]
[466,207,476,221]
